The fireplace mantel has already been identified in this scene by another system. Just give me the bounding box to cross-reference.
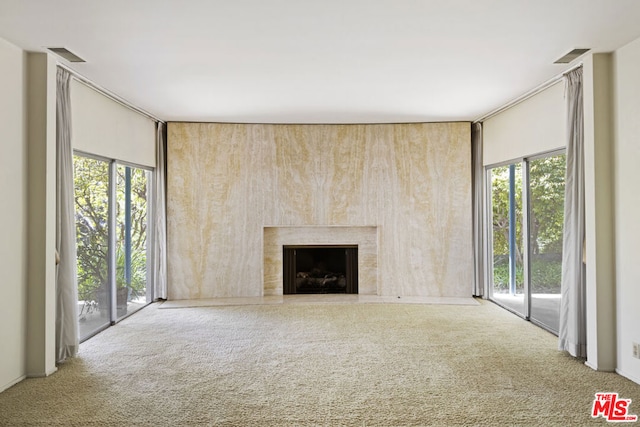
[263,226,378,296]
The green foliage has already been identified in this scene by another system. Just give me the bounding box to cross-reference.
[530,256,563,292]
[75,157,110,302]
[529,155,566,255]
[491,155,565,257]
[115,245,147,300]
[74,156,148,303]
[493,257,562,293]
[491,154,565,294]
[492,262,524,291]
[490,165,523,259]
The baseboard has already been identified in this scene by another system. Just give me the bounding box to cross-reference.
[584,360,616,372]
[1,374,27,393]
[26,366,58,379]
[616,368,640,386]
[585,361,597,370]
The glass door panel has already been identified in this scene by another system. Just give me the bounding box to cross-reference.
[490,163,525,317]
[74,155,111,340]
[115,165,151,320]
[528,154,566,333]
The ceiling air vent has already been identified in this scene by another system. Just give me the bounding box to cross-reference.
[47,47,86,63]
[554,48,590,64]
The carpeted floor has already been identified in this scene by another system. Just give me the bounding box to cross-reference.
[1,299,639,426]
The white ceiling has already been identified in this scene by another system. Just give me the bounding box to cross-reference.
[2,0,640,123]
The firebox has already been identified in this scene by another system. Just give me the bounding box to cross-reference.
[283,245,358,294]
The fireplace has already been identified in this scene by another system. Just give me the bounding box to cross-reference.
[283,245,358,294]
[263,226,377,296]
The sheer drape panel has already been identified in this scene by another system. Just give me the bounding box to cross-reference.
[153,122,168,300]
[55,67,79,362]
[471,123,484,297]
[558,67,587,358]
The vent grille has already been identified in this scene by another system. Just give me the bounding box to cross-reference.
[47,47,86,63]
[554,48,590,64]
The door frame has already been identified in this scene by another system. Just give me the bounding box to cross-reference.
[484,148,566,333]
[74,151,155,342]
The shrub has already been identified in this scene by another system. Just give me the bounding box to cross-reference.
[492,257,561,294]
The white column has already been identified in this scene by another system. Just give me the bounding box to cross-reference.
[582,53,616,371]
[26,52,58,377]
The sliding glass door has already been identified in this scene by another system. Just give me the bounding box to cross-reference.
[487,151,565,334]
[74,154,152,341]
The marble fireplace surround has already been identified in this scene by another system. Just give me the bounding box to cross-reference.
[264,226,378,296]
[167,122,473,300]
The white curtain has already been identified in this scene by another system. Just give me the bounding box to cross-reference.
[153,122,168,300]
[55,67,79,361]
[471,122,484,297]
[558,67,587,358]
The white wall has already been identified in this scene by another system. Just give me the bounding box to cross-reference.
[612,37,640,383]
[71,80,156,167]
[483,81,565,165]
[0,38,28,392]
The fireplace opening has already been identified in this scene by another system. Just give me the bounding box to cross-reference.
[283,245,358,294]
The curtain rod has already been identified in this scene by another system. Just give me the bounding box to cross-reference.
[57,62,166,124]
[473,62,583,124]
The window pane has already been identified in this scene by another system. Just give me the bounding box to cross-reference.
[115,165,150,320]
[74,156,111,340]
[529,154,566,333]
[490,164,525,316]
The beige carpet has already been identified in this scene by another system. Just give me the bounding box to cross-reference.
[1,299,639,426]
